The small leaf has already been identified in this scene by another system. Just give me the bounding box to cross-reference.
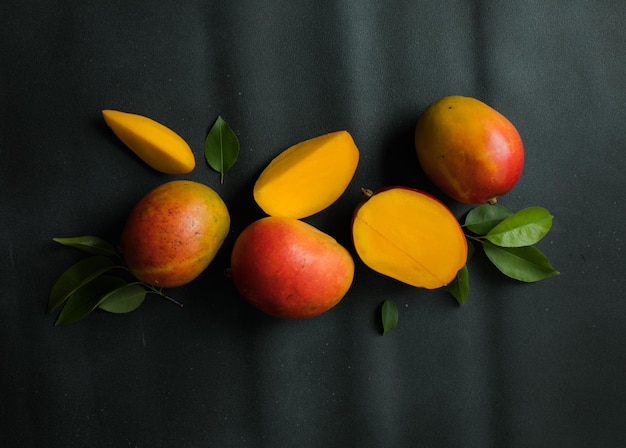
[98,283,146,313]
[53,236,118,257]
[48,256,117,313]
[464,203,512,235]
[466,239,475,261]
[381,300,399,335]
[204,116,239,183]
[446,240,473,305]
[485,206,553,247]
[55,275,128,325]
[482,241,560,282]
[446,265,470,305]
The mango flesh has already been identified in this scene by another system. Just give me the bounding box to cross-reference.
[120,180,230,288]
[352,187,467,289]
[253,131,359,219]
[415,96,524,204]
[103,109,196,174]
[230,216,355,319]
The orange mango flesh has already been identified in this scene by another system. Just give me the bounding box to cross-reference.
[253,131,359,219]
[352,187,467,289]
[102,109,196,174]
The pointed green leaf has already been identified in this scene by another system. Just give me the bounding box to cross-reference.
[482,241,560,282]
[466,239,475,261]
[446,240,473,305]
[53,236,118,257]
[464,203,512,235]
[98,283,146,313]
[446,265,469,305]
[55,275,128,325]
[48,256,117,313]
[485,206,553,247]
[204,115,239,183]
[381,300,399,335]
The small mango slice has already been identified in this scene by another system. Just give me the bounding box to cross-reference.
[253,131,359,219]
[102,109,195,174]
[352,187,467,289]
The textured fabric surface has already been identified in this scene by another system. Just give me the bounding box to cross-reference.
[1,1,625,447]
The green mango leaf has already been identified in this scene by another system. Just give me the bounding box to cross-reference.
[466,239,475,261]
[55,275,128,325]
[381,300,399,335]
[48,256,117,313]
[53,236,118,257]
[445,240,474,305]
[485,206,553,247]
[482,241,560,282]
[204,115,239,183]
[446,264,469,305]
[98,283,146,313]
[464,203,512,235]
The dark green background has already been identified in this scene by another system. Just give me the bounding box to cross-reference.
[2,1,624,447]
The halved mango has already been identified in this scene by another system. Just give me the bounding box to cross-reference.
[102,109,196,174]
[352,187,467,289]
[253,131,359,219]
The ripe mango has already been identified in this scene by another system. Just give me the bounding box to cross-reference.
[120,180,230,288]
[230,216,354,319]
[415,96,524,204]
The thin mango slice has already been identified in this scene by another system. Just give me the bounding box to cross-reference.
[102,109,195,174]
[352,187,467,289]
[253,131,359,219]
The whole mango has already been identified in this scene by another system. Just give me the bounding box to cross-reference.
[120,180,230,288]
[230,216,354,319]
[415,96,524,204]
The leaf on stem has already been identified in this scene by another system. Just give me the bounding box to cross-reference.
[482,241,560,282]
[464,203,512,235]
[446,240,473,305]
[53,236,118,257]
[55,275,127,325]
[98,283,146,313]
[485,206,553,247]
[204,116,239,183]
[48,256,117,313]
[381,300,399,335]
[446,265,470,305]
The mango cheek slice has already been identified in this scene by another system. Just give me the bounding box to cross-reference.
[102,109,196,175]
[253,130,359,219]
[352,187,467,289]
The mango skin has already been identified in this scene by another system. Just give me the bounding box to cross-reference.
[230,217,354,319]
[120,180,230,288]
[415,96,524,204]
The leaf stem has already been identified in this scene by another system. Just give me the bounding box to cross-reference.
[143,284,184,308]
[464,233,485,243]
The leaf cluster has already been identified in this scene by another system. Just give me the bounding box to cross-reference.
[48,236,179,326]
[446,204,560,305]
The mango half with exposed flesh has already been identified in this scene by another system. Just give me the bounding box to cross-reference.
[352,187,467,289]
[102,109,196,174]
[253,131,359,219]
